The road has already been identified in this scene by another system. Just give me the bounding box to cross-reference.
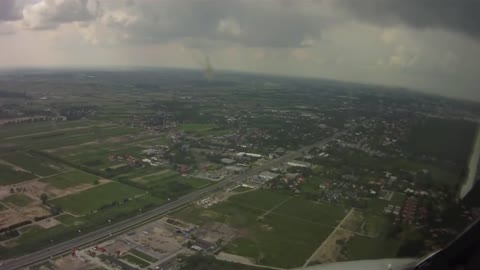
[1,130,347,270]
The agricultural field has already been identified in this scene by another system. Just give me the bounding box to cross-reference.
[0,120,101,139]
[3,193,34,207]
[342,235,400,261]
[7,125,142,151]
[1,152,67,177]
[0,163,37,185]
[130,169,211,199]
[174,190,345,268]
[50,182,145,215]
[39,170,99,189]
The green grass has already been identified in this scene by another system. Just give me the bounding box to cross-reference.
[2,152,64,176]
[14,225,47,246]
[391,192,406,206]
[11,126,142,151]
[50,182,145,215]
[3,194,34,207]
[0,202,7,210]
[180,255,270,270]
[123,254,150,268]
[40,170,99,189]
[0,164,36,185]
[174,191,343,268]
[361,214,390,237]
[343,235,400,260]
[273,197,347,227]
[0,120,100,139]
[129,249,158,263]
[232,186,254,192]
[131,170,211,199]
[228,190,291,211]
[180,123,216,132]
[56,214,85,226]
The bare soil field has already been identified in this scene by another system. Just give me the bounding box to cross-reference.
[193,222,237,244]
[309,229,354,264]
[19,205,51,220]
[54,254,98,270]
[125,222,184,256]
[0,209,28,229]
[0,180,49,200]
[37,218,61,229]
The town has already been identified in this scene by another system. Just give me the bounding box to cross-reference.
[0,69,479,270]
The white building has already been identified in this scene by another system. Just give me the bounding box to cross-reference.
[287,160,312,168]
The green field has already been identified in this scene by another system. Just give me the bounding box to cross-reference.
[3,194,34,207]
[180,123,216,132]
[180,255,270,270]
[129,170,211,199]
[123,254,150,268]
[0,164,36,185]
[9,125,142,151]
[0,202,7,210]
[1,152,65,176]
[343,235,400,260]
[129,249,158,263]
[56,214,85,226]
[55,143,145,171]
[390,192,406,205]
[228,189,291,211]
[40,170,98,189]
[50,182,145,215]
[174,191,343,268]
[0,120,100,139]
[274,197,348,227]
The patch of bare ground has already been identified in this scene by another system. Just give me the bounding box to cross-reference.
[309,229,355,264]
[19,205,50,220]
[0,180,50,200]
[37,217,61,229]
[0,209,28,230]
[194,222,237,244]
[54,254,97,270]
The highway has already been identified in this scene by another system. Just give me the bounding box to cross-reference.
[1,130,347,270]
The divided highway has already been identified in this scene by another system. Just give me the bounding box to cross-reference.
[2,130,346,270]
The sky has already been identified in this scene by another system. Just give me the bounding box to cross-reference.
[0,0,479,100]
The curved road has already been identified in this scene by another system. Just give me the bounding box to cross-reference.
[2,131,346,270]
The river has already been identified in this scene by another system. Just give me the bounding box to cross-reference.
[459,126,480,199]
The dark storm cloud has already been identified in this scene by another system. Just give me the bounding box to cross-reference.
[339,0,480,39]
[99,0,328,48]
[0,0,22,21]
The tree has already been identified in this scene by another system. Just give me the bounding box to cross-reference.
[40,193,49,204]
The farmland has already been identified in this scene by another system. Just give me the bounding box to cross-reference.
[3,194,34,207]
[0,163,36,185]
[50,182,145,215]
[174,190,345,268]
[1,152,66,176]
[39,170,98,189]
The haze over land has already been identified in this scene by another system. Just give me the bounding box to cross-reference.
[0,0,480,100]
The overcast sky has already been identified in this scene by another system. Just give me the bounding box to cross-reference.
[1,0,479,100]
